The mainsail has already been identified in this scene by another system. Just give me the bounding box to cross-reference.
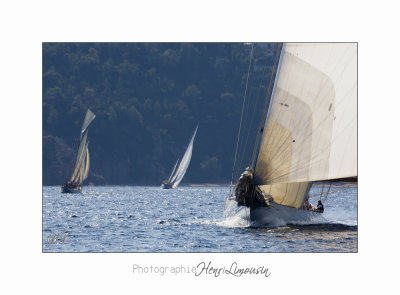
[251,43,357,209]
[169,125,198,188]
[68,109,95,185]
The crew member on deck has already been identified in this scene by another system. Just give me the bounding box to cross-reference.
[316,200,324,213]
[303,195,315,211]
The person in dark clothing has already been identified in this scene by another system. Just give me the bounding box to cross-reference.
[316,200,324,213]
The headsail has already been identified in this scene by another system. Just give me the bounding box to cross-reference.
[254,43,357,187]
[168,158,180,183]
[82,144,90,181]
[170,125,198,187]
[258,182,312,208]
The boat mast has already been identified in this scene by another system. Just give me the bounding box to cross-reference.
[230,43,254,188]
[251,43,284,174]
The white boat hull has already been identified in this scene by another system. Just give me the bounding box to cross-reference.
[250,203,323,227]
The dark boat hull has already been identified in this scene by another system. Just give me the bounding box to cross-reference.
[161,182,174,189]
[61,187,82,193]
[61,183,82,194]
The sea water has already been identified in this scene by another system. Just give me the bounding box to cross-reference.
[42,184,357,252]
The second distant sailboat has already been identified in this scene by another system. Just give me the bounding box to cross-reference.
[62,109,95,193]
[162,125,198,189]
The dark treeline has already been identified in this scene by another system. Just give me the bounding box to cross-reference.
[43,42,278,185]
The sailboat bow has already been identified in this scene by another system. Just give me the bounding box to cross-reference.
[230,43,357,226]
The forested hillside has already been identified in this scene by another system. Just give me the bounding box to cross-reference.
[43,43,278,185]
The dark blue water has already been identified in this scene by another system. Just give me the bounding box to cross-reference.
[42,184,357,252]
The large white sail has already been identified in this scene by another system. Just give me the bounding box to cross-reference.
[69,132,88,183]
[170,125,198,187]
[68,109,95,185]
[254,43,357,186]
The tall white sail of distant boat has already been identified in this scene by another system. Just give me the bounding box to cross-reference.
[170,125,198,187]
[253,43,357,209]
[68,109,95,185]
[62,109,95,193]
[69,132,88,183]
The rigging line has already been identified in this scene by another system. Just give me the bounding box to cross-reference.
[236,65,261,171]
[251,43,283,172]
[232,47,258,182]
[237,46,274,174]
[252,43,283,175]
[230,43,254,187]
[324,180,333,201]
[238,45,283,178]
[250,47,281,165]
[253,44,282,148]
[320,182,325,200]
[239,43,281,171]
[235,47,260,177]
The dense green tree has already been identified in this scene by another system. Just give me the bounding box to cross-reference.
[43,42,279,185]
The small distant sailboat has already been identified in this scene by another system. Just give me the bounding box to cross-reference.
[162,125,198,189]
[230,43,357,226]
[62,109,96,193]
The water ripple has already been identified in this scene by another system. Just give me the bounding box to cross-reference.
[43,185,357,252]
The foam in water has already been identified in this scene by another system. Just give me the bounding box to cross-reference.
[43,186,357,252]
[220,197,250,228]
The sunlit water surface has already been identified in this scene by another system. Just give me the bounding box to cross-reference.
[43,185,357,252]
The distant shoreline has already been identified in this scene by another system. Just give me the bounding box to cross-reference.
[42,184,232,187]
[42,182,357,188]
[312,183,357,188]
[189,183,231,187]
